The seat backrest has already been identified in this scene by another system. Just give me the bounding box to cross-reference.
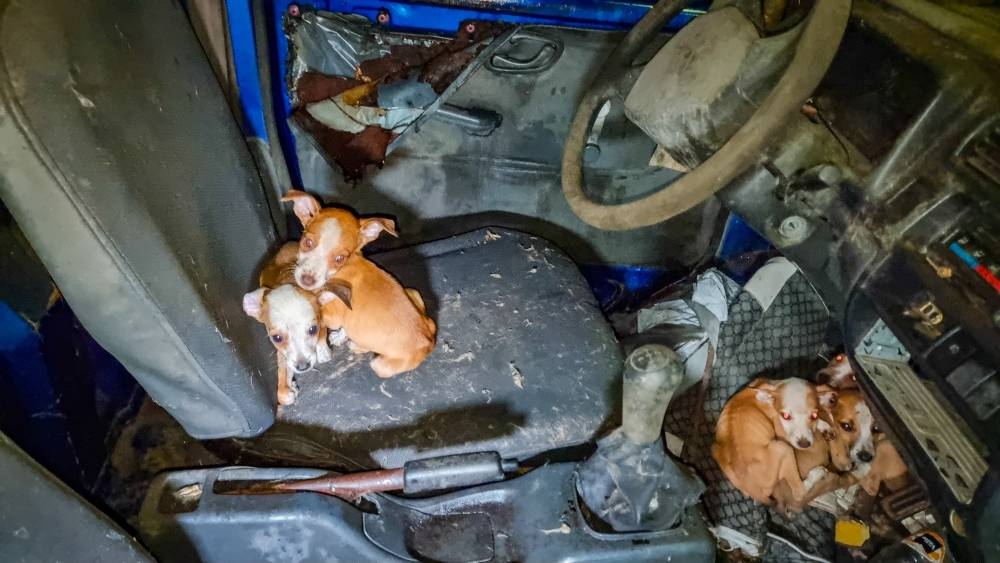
[0,0,276,437]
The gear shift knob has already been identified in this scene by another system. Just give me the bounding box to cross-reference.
[576,343,703,532]
[621,344,684,444]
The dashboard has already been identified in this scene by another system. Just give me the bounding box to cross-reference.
[718,0,1000,559]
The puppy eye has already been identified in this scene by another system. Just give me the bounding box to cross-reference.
[302,237,315,250]
[307,325,318,336]
[810,411,818,420]
[840,422,854,432]
[270,334,283,344]
[334,254,346,264]
[780,411,792,421]
[873,424,882,433]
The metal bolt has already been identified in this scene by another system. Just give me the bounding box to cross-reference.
[948,344,961,355]
[465,22,477,33]
[816,164,842,185]
[376,9,390,24]
[778,215,810,244]
[287,4,300,17]
[583,143,601,164]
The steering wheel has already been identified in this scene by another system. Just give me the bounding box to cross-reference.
[561,0,851,231]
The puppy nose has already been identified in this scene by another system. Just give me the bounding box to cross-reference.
[294,360,312,372]
[857,450,874,463]
[300,273,317,288]
[797,438,812,449]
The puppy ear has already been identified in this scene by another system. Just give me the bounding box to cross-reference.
[318,279,353,310]
[817,386,838,408]
[750,379,776,404]
[242,288,268,321]
[755,389,775,404]
[358,217,398,246]
[281,189,321,226]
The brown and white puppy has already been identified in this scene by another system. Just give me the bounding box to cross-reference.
[282,190,436,378]
[822,388,908,495]
[713,377,826,505]
[242,242,339,406]
[771,386,857,512]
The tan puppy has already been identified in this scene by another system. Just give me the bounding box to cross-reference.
[822,388,908,496]
[242,242,341,406]
[713,378,826,505]
[282,190,436,378]
[771,386,857,511]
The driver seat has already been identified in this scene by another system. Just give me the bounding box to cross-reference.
[0,0,621,463]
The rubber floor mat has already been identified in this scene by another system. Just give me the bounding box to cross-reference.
[664,268,836,561]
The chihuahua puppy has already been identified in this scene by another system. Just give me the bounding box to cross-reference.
[282,190,436,378]
[771,385,857,512]
[713,377,827,505]
[242,242,343,406]
[821,387,908,496]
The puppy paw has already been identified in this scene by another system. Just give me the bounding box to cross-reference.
[328,328,348,347]
[278,377,300,406]
[348,340,368,355]
[316,340,333,364]
[804,466,829,490]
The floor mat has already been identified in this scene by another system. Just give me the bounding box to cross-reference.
[664,267,836,561]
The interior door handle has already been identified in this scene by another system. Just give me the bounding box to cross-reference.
[487,30,563,74]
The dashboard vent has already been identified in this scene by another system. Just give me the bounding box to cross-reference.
[961,120,1000,187]
[855,321,988,504]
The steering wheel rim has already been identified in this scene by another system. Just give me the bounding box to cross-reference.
[561,0,852,231]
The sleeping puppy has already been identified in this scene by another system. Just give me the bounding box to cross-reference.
[713,377,828,506]
[771,385,857,512]
[282,190,436,378]
[242,242,347,406]
[821,387,908,496]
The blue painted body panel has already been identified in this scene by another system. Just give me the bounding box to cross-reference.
[0,301,141,492]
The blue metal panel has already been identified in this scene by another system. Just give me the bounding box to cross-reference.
[0,300,142,492]
[0,301,77,483]
[226,0,270,141]
[715,213,774,285]
[581,264,677,311]
[226,0,706,186]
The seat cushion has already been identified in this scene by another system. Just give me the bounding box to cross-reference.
[228,228,623,468]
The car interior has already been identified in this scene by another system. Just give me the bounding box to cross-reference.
[0,0,998,561]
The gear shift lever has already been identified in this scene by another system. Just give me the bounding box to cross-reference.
[621,344,685,444]
[577,344,705,532]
